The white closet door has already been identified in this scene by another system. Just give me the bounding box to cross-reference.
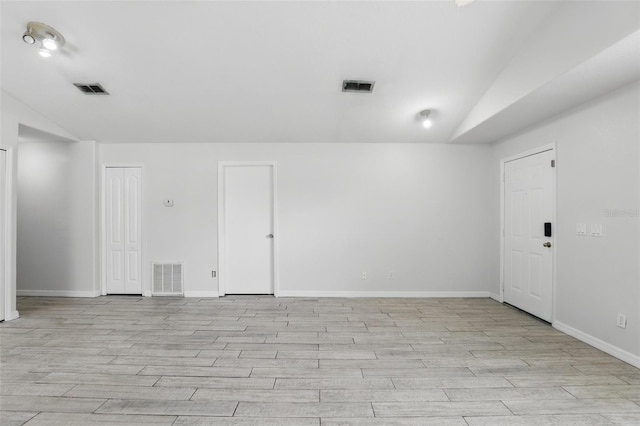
[105,167,142,294]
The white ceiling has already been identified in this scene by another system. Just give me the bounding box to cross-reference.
[1,1,638,144]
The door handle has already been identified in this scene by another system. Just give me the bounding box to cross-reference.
[266,234,274,239]
[543,242,551,248]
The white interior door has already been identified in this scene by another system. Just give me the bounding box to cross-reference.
[504,150,554,321]
[0,149,6,320]
[220,164,275,295]
[105,167,142,294]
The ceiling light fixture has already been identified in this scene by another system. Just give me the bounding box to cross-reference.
[22,28,36,44]
[21,22,65,58]
[42,36,58,51]
[38,48,52,58]
[420,110,433,129]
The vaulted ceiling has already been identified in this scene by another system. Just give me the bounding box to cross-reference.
[2,1,639,144]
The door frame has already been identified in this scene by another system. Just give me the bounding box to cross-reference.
[100,164,147,296]
[218,161,279,297]
[499,143,557,321]
[0,146,17,320]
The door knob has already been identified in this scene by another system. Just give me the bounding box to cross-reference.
[266,234,274,239]
[543,242,551,248]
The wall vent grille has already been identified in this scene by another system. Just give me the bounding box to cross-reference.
[342,80,375,93]
[74,83,109,95]
[152,263,183,296]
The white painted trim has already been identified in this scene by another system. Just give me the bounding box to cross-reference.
[489,292,501,302]
[499,143,557,320]
[554,321,640,369]
[0,146,17,321]
[5,310,19,321]
[277,291,491,298]
[184,291,219,298]
[218,161,279,297]
[100,164,146,296]
[17,290,101,298]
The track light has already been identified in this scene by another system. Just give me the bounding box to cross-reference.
[42,36,58,51]
[22,29,36,44]
[38,48,52,58]
[21,22,65,58]
[420,110,433,129]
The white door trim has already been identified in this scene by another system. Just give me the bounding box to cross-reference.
[0,146,18,320]
[499,143,557,321]
[100,164,147,296]
[218,161,279,297]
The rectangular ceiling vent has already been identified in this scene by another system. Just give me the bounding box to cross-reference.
[342,80,375,93]
[152,263,184,296]
[74,83,109,95]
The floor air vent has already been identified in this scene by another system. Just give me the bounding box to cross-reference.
[342,80,375,93]
[152,263,184,296]
[74,83,109,95]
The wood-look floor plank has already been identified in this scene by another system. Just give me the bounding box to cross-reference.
[1,296,637,425]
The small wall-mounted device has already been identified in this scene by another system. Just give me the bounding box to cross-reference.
[163,199,174,207]
[544,222,552,237]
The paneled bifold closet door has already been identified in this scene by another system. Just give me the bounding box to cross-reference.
[105,167,142,295]
[0,149,6,320]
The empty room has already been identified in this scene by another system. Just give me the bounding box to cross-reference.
[1,0,639,425]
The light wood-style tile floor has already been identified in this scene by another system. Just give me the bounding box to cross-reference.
[1,296,639,425]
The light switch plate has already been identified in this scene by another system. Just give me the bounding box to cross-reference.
[591,224,603,237]
[576,223,587,236]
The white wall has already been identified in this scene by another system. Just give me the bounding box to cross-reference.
[17,137,98,297]
[492,82,640,365]
[1,90,79,319]
[100,143,496,297]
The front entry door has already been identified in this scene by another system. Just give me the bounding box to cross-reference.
[219,163,275,295]
[105,167,142,295]
[504,150,554,321]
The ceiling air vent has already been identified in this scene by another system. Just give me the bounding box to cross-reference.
[342,80,375,93]
[74,83,109,95]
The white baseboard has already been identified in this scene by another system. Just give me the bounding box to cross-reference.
[276,291,490,298]
[553,320,640,369]
[17,290,101,298]
[489,292,501,302]
[183,291,219,298]
[4,310,19,321]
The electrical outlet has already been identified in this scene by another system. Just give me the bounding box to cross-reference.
[388,271,394,279]
[616,313,627,329]
[361,272,367,280]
